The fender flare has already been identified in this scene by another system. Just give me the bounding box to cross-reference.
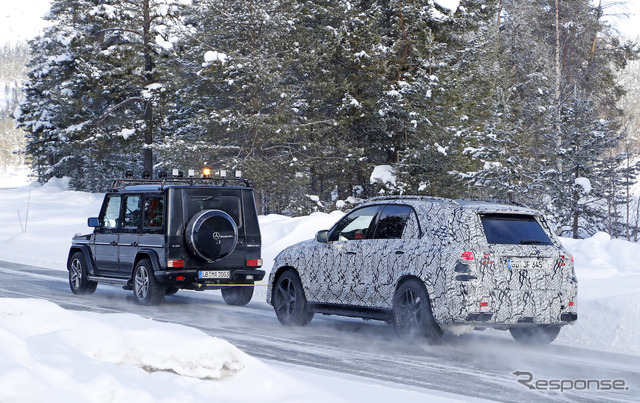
[67,245,97,276]
[133,249,163,282]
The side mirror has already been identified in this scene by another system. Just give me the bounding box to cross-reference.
[87,217,100,228]
[316,230,329,243]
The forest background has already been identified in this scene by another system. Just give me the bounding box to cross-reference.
[2,0,640,240]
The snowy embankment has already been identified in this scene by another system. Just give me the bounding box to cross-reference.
[0,169,471,403]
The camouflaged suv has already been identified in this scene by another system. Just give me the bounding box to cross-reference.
[268,196,577,344]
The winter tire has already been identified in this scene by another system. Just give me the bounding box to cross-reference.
[133,258,165,306]
[273,270,314,326]
[509,325,561,345]
[68,252,97,295]
[221,281,254,306]
[392,280,443,343]
[185,210,238,262]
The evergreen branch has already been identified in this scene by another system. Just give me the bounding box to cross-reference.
[97,28,143,37]
[93,97,144,124]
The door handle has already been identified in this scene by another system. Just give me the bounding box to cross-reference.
[111,241,118,246]
[394,250,406,255]
[132,242,139,247]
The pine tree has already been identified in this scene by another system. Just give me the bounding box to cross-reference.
[18,0,185,190]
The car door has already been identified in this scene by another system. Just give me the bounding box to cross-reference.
[356,204,421,307]
[309,205,381,305]
[138,194,166,264]
[93,194,122,275]
[117,194,142,275]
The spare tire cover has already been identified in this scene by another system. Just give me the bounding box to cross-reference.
[185,210,238,261]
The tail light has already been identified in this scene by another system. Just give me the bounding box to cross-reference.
[246,259,263,267]
[167,260,184,268]
[461,251,474,261]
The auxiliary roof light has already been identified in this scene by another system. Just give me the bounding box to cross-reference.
[220,169,227,178]
[188,169,196,177]
[203,167,211,178]
[125,170,134,179]
[235,170,242,178]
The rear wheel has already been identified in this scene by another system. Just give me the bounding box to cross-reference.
[272,270,314,326]
[68,252,97,295]
[392,280,442,343]
[221,282,254,306]
[133,259,165,306]
[509,325,561,345]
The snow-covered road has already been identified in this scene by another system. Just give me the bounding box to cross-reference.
[1,260,637,403]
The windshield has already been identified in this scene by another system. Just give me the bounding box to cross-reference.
[480,213,553,245]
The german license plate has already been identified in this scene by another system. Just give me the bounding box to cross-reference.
[198,270,230,279]
[507,258,544,270]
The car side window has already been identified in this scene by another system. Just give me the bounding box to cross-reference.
[101,195,121,230]
[373,205,414,239]
[402,210,421,239]
[329,206,380,241]
[122,195,142,229]
[144,196,164,229]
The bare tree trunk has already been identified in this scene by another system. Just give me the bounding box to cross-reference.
[554,0,562,173]
[142,0,154,176]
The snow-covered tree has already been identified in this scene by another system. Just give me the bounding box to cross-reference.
[18,0,186,190]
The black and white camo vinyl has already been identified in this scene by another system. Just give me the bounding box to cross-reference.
[268,197,578,328]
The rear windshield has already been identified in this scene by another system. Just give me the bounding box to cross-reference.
[480,214,552,245]
[185,193,242,229]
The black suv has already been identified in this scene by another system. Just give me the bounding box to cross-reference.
[67,174,264,306]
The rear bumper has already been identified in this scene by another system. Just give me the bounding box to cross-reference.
[155,268,265,289]
[440,285,578,328]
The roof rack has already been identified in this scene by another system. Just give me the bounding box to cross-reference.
[110,177,252,191]
[456,198,531,209]
[368,195,460,205]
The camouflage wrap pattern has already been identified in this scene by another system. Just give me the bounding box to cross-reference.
[268,197,578,328]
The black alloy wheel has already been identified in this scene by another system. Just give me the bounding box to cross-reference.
[273,270,314,326]
[392,279,443,343]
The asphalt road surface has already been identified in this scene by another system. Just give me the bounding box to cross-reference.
[1,260,638,402]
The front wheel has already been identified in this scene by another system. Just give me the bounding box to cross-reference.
[221,282,254,306]
[392,280,442,343]
[509,326,561,345]
[272,270,314,326]
[133,259,165,306]
[68,252,97,295]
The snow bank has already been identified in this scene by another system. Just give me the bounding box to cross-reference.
[556,233,640,353]
[0,298,338,403]
[259,212,343,273]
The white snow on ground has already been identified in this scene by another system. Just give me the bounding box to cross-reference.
[0,171,483,402]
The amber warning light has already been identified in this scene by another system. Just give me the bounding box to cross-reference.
[202,167,211,178]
